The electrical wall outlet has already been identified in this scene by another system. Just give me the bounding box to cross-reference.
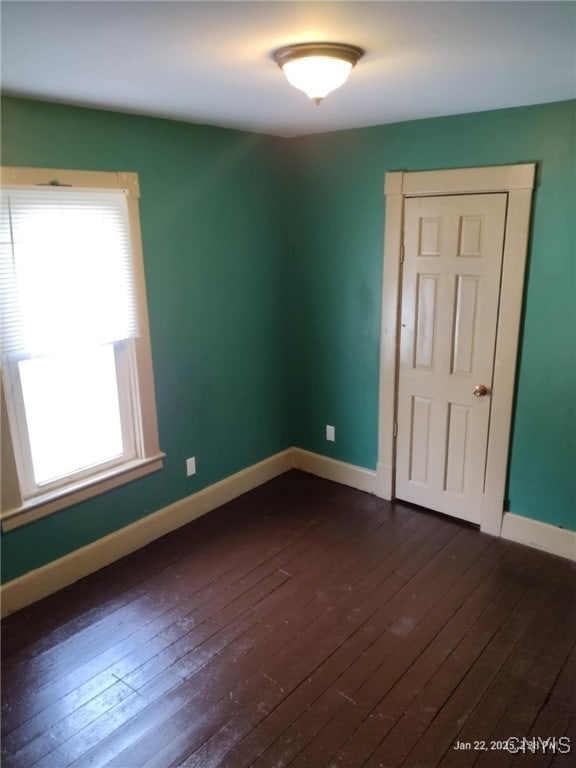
[326,425,335,442]
[186,456,196,476]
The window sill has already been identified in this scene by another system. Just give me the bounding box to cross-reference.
[1,453,165,532]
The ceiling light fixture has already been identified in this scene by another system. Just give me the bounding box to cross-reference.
[272,42,364,105]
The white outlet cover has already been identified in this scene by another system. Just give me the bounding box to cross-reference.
[186,456,196,476]
[326,425,335,442]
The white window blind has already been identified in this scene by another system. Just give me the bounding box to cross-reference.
[0,187,139,357]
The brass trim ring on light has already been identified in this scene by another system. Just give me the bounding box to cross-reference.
[272,42,365,69]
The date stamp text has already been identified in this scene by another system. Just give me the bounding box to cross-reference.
[453,737,571,755]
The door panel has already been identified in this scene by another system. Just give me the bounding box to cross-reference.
[409,395,432,484]
[396,193,507,523]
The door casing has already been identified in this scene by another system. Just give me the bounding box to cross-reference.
[375,164,536,535]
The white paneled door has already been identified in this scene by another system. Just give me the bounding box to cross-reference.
[396,193,508,523]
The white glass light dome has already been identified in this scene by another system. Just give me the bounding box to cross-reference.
[273,43,364,104]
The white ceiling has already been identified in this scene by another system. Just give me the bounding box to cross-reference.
[2,1,575,137]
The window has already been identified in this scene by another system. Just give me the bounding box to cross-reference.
[1,167,163,531]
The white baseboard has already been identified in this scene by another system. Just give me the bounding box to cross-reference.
[292,447,377,494]
[1,449,293,617]
[292,451,576,563]
[3,447,573,616]
[501,512,576,562]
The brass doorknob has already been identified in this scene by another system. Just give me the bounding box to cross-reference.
[473,384,489,397]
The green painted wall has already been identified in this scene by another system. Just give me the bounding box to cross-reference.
[1,97,574,583]
[288,100,575,531]
[1,97,292,582]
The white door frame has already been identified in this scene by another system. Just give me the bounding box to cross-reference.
[375,164,536,535]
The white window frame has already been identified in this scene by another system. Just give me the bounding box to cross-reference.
[3,343,138,498]
[1,167,164,531]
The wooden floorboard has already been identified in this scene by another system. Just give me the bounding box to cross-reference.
[1,470,574,768]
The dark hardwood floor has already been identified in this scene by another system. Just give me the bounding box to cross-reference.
[2,470,575,768]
